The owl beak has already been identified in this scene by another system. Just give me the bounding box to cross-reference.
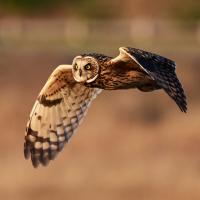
[79,69,82,77]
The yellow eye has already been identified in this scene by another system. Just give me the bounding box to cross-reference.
[84,64,91,70]
[74,64,78,70]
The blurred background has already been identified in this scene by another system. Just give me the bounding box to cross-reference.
[0,0,200,200]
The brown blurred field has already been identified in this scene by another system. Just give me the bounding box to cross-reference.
[0,17,200,200]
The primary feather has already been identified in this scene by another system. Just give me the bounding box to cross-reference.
[120,47,187,112]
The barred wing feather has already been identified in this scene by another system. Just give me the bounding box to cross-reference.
[24,65,101,167]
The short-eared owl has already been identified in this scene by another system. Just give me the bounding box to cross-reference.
[24,47,187,167]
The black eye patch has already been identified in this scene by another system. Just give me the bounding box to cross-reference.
[84,64,91,70]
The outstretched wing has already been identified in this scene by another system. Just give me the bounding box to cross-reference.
[118,47,187,112]
[24,65,101,167]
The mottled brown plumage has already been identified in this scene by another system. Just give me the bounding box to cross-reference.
[24,47,187,167]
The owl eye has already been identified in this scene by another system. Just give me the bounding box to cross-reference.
[74,64,78,70]
[84,64,91,70]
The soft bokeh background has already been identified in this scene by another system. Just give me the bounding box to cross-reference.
[0,1,200,200]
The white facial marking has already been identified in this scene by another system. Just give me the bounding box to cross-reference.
[86,74,99,83]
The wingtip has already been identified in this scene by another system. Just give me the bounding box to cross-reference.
[180,107,187,113]
[180,104,187,113]
[177,96,187,113]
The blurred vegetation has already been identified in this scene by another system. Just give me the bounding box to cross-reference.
[0,0,199,21]
[172,0,200,22]
[0,0,119,18]
[0,0,65,16]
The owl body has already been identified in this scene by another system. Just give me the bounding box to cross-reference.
[84,53,158,91]
[86,66,154,90]
[24,47,187,168]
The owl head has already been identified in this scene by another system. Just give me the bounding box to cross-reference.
[72,56,100,83]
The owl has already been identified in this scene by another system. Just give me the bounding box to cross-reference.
[24,47,187,167]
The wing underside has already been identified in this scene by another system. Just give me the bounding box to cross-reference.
[24,65,101,167]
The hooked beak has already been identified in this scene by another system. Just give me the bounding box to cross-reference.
[79,69,82,77]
